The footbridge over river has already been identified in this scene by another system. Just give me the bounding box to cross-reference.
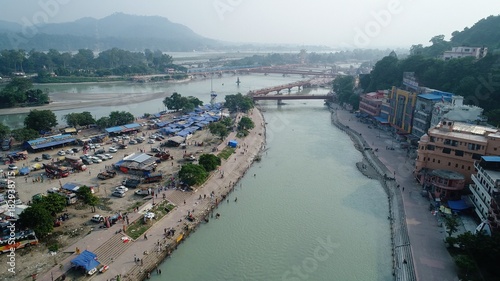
[248,79,333,104]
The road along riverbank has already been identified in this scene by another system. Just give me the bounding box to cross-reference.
[330,106,417,281]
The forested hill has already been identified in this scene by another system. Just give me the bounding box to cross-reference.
[410,14,500,58]
[450,15,500,50]
[0,13,220,52]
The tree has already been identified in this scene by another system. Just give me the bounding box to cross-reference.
[238,116,254,131]
[19,204,54,237]
[163,92,182,111]
[444,215,460,237]
[0,123,10,139]
[198,154,221,172]
[224,93,254,113]
[11,128,39,142]
[208,122,229,140]
[64,111,96,127]
[220,117,233,128]
[77,186,99,212]
[96,117,111,129]
[109,111,134,126]
[39,193,67,215]
[163,92,202,112]
[24,109,57,132]
[179,163,208,186]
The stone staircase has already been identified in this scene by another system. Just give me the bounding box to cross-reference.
[92,233,134,266]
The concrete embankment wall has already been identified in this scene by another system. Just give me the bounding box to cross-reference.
[330,108,416,281]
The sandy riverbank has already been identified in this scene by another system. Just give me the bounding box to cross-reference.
[0,78,193,116]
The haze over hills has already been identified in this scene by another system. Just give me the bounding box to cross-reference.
[0,13,221,52]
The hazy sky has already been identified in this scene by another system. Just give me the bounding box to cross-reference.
[1,0,498,49]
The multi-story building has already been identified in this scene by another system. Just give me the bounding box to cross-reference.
[412,91,453,139]
[422,169,465,201]
[388,87,417,134]
[415,120,500,183]
[430,95,485,128]
[469,156,500,231]
[359,91,385,117]
[443,46,488,60]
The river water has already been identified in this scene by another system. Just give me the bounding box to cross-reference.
[151,99,392,281]
[0,73,392,280]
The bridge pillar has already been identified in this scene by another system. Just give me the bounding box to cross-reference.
[288,88,291,93]
[277,99,283,105]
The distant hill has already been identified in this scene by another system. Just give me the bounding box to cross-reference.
[450,15,500,50]
[0,13,220,52]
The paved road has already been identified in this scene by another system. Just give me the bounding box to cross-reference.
[335,108,459,281]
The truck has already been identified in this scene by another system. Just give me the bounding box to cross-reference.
[65,156,87,171]
[97,170,117,180]
[44,163,69,178]
[122,178,141,188]
[143,173,163,183]
[154,151,172,161]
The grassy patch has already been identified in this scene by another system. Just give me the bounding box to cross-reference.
[218,147,235,160]
[125,200,176,240]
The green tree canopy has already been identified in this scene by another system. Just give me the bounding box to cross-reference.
[24,109,57,132]
[163,92,203,112]
[19,203,54,237]
[11,127,39,142]
[77,186,99,212]
[208,122,229,140]
[39,193,67,215]
[64,111,96,127]
[0,123,10,139]
[198,154,221,172]
[224,93,254,113]
[238,116,255,131]
[109,111,135,126]
[179,163,208,186]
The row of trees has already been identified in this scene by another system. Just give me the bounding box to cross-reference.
[95,111,135,129]
[0,48,186,78]
[179,154,222,186]
[0,78,49,108]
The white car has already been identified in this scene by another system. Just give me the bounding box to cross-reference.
[57,150,66,156]
[104,153,113,159]
[65,149,73,154]
[91,157,102,163]
[148,139,155,144]
[122,135,130,140]
[94,144,101,148]
[112,190,125,198]
[91,214,104,223]
[95,154,106,161]
[109,147,118,153]
[115,186,129,193]
[8,164,18,170]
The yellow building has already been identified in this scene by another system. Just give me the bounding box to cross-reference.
[415,119,500,183]
[388,87,417,134]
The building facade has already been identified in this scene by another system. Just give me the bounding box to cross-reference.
[388,87,417,134]
[412,91,453,139]
[430,96,485,128]
[443,46,488,60]
[469,156,500,232]
[422,169,465,201]
[415,120,500,183]
[359,91,386,117]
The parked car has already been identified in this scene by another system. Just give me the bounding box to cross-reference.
[95,154,106,161]
[129,140,137,145]
[108,147,118,153]
[65,149,73,155]
[72,147,81,153]
[34,156,42,162]
[91,214,105,223]
[114,186,128,193]
[122,135,130,140]
[148,139,155,144]
[144,212,155,220]
[91,157,102,163]
[42,153,52,160]
[104,153,113,159]
[57,150,66,156]
[8,164,18,170]
[112,190,126,198]
[82,158,93,165]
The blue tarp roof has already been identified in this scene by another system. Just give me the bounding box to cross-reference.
[25,134,76,150]
[374,116,389,124]
[105,123,141,133]
[418,92,453,101]
[448,199,470,210]
[62,183,80,192]
[105,126,123,133]
[481,156,500,162]
[228,140,238,147]
[71,250,100,271]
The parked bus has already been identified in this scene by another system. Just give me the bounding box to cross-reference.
[0,229,39,254]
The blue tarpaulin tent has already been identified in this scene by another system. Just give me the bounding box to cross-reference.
[228,140,238,148]
[448,199,470,211]
[71,250,100,272]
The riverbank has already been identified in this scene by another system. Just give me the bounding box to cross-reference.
[0,78,193,116]
[329,106,417,281]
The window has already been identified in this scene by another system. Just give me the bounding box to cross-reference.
[462,165,464,169]
[433,158,435,163]
[455,150,464,157]
[455,163,458,168]
[443,148,451,154]
[427,145,435,151]
[448,162,451,166]
[472,153,482,160]
[438,160,441,163]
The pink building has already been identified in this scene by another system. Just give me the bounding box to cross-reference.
[359,91,386,117]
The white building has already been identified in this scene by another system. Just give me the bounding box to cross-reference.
[443,46,488,60]
[430,95,485,129]
[469,156,500,232]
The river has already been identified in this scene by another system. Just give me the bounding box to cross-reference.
[151,98,392,281]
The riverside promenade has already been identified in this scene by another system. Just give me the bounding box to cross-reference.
[38,108,266,281]
[333,107,459,281]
